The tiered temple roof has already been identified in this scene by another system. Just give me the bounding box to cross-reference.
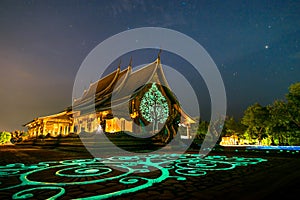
[72,58,172,114]
[24,57,195,137]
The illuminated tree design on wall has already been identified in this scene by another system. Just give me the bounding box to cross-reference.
[139,83,169,133]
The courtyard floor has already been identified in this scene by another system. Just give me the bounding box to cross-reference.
[0,145,299,199]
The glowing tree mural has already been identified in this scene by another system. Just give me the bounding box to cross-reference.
[139,83,169,133]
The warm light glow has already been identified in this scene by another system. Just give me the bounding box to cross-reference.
[105,117,133,133]
[130,111,138,118]
[105,118,121,133]
[220,135,239,145]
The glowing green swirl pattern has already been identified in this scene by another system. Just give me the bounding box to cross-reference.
[0,154,267,199]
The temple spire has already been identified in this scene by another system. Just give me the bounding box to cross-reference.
[117,59,121,70]
[157,49,162,63]
[129,56,132,67]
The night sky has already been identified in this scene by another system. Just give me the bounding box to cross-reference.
[0,0,299,131]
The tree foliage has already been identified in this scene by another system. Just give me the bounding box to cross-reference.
[195,119,209,140]
[223,117,246,138]
[267,100,290,145]
[0,131,12,144]
[286,82,300,129]
[195,82,300,146]
[241,103,269,144]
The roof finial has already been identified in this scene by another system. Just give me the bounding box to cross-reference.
[157,49,162,61]
[129,56,132,66]
[118,59,121,70]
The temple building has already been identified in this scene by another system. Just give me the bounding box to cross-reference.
[24,108,74,138]
[24,57,195,140]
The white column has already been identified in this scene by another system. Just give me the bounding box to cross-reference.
[62,125,64,135]
[186,123,190,139]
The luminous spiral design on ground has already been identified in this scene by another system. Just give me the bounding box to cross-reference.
[0,154,267,199]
